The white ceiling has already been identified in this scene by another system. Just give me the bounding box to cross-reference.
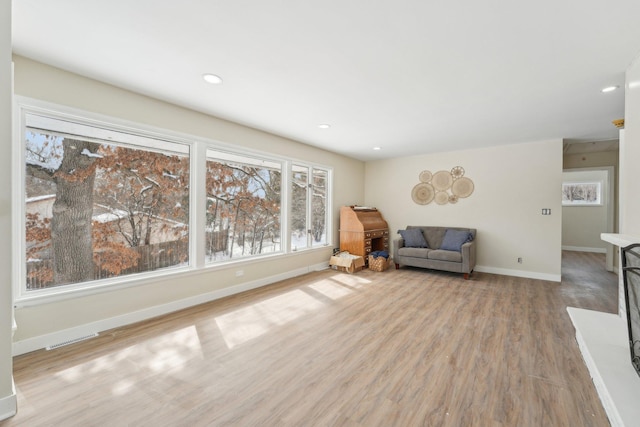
[11,0,640,161]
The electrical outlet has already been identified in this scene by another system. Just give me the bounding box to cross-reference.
[236,270,244,277]
[517,257,523,264]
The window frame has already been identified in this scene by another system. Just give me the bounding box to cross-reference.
[290,163,331,251]
[309,166,331,248]
[14,97,197,304]
[290,163,310,251]
[204,147,285,263]
[561,181,603,206]
[13,97,333,307]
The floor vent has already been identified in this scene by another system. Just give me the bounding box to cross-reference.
[46,333,98,350]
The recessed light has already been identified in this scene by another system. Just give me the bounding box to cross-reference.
[318,124,331,129]
[373,147,381,151]
[203,73,223,85]
[601,85,619,93]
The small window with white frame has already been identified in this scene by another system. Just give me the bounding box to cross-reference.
[561,181,602,206]
[291,164,330,250]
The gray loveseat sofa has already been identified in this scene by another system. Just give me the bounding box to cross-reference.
[393,226,476,279]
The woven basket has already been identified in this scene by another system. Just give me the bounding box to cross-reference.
[368,255,389,272]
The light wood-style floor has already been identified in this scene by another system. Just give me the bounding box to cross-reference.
[5,251,618,426]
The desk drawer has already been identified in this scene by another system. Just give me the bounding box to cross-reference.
[369,229,388,239]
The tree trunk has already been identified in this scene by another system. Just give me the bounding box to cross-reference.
[229,200,242,258]
[144,211,153,245]
[51,139,99,285]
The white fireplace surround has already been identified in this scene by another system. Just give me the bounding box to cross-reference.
[567,233,640,427]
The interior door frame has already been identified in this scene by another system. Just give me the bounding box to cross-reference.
[562,166,616,271]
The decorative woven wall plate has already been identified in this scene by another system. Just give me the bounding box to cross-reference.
[419,170,433,183]
[451,177,474,198]
[431,170,453,191]
[411,166,474,205]
[411,183,435,205]
[434,191,449,205]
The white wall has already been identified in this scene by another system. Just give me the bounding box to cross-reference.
[561,169,609,252]
[622,54,640,236]
[11,56,365,352]
[0,0,16,421]
[364,139,563,281]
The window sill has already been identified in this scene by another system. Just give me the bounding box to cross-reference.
[14,245,332,308]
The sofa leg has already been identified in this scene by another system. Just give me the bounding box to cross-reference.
[463,273,470,280]
[395,263,400,270]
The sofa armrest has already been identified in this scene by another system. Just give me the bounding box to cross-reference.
[461,240,476,273]
[393,238,405,260]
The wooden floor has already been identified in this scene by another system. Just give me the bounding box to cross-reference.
[5,251,618,426]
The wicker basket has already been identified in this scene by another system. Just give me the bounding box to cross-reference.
[368,255,390,272]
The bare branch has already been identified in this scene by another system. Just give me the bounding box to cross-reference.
[26,162,56,181]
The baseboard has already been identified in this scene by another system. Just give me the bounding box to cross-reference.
[562,245,607,254]
[0,380,17,421]
[474,265,561,282]
[13,262,330,356]
[309,261,330,272]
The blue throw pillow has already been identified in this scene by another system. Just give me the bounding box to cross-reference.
[440,229,473,252]
[398,229,428,248]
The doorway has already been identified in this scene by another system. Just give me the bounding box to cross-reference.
[561,139,619,273]
[562,166,615,271]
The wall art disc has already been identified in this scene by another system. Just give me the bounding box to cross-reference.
[451,166,465,179]
[419,170,433,183]
[432,170,453,191]
[411,183,435,205]
[434,191,449,205]
[451,177,474,198]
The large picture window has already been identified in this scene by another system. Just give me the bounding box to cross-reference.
[206,149,282,262]
[24,113,190,291]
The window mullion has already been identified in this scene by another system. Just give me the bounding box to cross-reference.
[192,143,207,269]
[306,170,313,248]
[281,161,291,253]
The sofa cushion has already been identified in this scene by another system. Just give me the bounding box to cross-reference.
[398,228,428,248]
[398,247,431,258]
[427,249,462,262]
[420,227,447,250]
[440,229,474,252]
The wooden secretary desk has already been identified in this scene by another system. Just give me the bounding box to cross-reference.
[339,206,389,266]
